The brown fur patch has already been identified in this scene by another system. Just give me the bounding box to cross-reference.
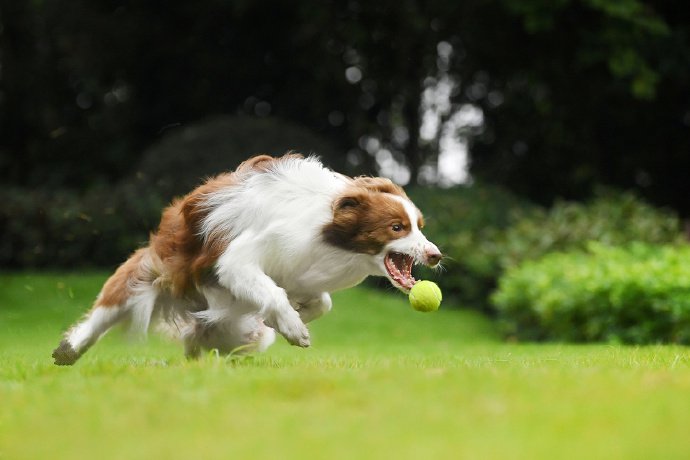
[238,152,303,173]
[351,176,408,198]
[322,186,413,254]
[151,173,235,295]
[350,176,426,231]
[99,248,149,306]
[150,153,300,296]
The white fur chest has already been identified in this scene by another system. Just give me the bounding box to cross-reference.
[276,244,378,300]
[207,157,373,301]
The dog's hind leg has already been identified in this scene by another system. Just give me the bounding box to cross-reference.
[294,293,332,324]
[52,305,126,365]
[182,286,276,358]
[180,319,203,360]
[52,249,157,366]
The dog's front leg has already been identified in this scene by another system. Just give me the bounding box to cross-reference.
[217,265,310,348]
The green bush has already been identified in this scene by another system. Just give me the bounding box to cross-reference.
[0,183,164,268]
[136,115,346,202]
[492,243,690,344]
[411,186,686,309]
[497,189,685,269]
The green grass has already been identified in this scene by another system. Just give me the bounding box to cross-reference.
[1,273,690,460]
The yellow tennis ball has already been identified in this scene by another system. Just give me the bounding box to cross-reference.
[409,280,442,312]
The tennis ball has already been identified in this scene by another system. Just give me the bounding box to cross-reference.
[409,280,442,312]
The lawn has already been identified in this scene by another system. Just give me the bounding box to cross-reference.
[1,273,689,460]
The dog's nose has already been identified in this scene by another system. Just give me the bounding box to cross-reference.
[425,248,443,266]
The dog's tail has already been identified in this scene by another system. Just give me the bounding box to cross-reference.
[52,248,158,366]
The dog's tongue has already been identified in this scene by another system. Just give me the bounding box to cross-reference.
[386,252,416,289]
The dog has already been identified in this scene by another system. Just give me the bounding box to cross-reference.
[52,154,442,365]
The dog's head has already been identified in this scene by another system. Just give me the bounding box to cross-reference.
[323,177,442,292]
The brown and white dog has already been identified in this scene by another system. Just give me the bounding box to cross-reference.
[52,154,442,365]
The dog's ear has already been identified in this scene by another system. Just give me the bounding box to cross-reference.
[334,188,371,210]
[352,176,407,198]
[336,187,377,212]
[336,196,360,209]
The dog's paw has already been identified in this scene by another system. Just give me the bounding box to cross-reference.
[266,311,310,348]
[280,319,311,348]
[52,340,80,366]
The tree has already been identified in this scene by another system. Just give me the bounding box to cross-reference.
[1,0,689,214]
[454,1,690,213]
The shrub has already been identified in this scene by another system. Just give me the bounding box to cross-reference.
[411,186,686,309]
[497,189,686,270]
[136,115,346,202]
[492,243,690,344]
[0,183,164,268]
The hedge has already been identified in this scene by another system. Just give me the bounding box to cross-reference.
[0,183,163,268]
[410,186,686,309]
[492,243,690,344]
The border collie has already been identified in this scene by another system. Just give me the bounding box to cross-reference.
[52,154,442,365]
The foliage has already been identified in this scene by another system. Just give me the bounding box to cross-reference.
[0,115,348,268]
[2,1,690,216]
[0,184,163,268]
[411,186,685,309]
[493,243,690,344]
[496,189,686,269]
[464,1,690,214]
[136,115,344,201]
[502,0,670,97]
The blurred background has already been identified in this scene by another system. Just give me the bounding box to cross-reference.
[2,0,690,342]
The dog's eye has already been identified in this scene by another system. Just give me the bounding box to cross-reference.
[392,224,403,232]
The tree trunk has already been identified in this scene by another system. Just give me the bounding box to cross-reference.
[403,87,422,185]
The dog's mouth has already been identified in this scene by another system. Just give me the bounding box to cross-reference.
[384,252,417,292]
